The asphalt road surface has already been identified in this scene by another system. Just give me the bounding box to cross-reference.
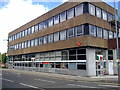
[1,69,120,90]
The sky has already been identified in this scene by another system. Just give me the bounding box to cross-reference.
[0,0,119,54]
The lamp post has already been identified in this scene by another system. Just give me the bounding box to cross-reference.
[114,0,119,60]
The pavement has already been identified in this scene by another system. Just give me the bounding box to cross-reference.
[2,68,119,84]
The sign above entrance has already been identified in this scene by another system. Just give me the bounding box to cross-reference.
[44,62,49,64]
[31,58,35,61]
[96,55,103,60]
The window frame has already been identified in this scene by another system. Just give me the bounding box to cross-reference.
[89,3,95,16]
[60,11,66,22]
[89,25,96,37]
[54,14,59,25]
[67,7,74,20]
[48,17,54,27]
[60,30,66,40]
[75,4,83,16]
[97,27,103,38]
[75,25,84,37]
[102,10,107,21]
[96,7,102,18]
[67,27,74,39]
[103,29,108,39]
[43,35,48,44]
[54,32,60,42]
[48,34,54,43]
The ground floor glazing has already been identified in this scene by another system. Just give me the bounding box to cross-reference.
[8,47,119,76]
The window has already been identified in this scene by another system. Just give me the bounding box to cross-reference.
[19,43,22,49]
[69,63,77,70]
[60,30,66,40]
[96,7,101,18]
[77,55,86,60]
[35,38,38,46]
[60,11,66,22]
[22,31,25,37]
[16,44,19,50]
[28,28,31,34]
[14,34,17,40]
[102,10,107,21]
[67,28,74,39]
[54,32,59,42]
[39,22,44,30]
[75,4,83,16]
[103,29,108,39]
[24,41,27,48]
[14,44,17,50]
[28,40,31,47]
[44,20,48,28]
[61,50,68,60]
[54,14,59,25]
[89,4,95,16]
[31,39,35,47]
[35,24,39,32]
[75,25,84,37]
[67,8,74,19]
[16,34,18,39]
[69,49,76,60]
[77,64,86,70]
[48,34,53,43]
[43,36,48,44]
[22,42,24,49]
[25,29,28,36]
[12,35,14,41]
[16,33,19,39]
[19,32,22,38]
[108,50,113,60]
[89,25,96,37]
[55,51,61,61]
[109,31,113,39]
[48,18,53,27]
[39,37,44,45]
[114,32,117,38]
[108,13,113,21]
[97,27,102,38]
[77,49,86,60]
[31,26,35,33]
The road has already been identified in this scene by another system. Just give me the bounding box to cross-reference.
[1,69,120,90]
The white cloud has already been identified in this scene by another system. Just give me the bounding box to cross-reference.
[0,0,48,53]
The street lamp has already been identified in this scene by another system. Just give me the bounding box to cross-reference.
[114,0,119,60]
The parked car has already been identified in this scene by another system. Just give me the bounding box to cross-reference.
[0,63,8,68]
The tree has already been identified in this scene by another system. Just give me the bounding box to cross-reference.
[2,53,7,63]
[0,53,2,63]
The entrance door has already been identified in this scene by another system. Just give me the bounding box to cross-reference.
[96,61,104,75]
[108,62,114,75]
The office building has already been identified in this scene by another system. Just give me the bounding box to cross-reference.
[8,1,120,76]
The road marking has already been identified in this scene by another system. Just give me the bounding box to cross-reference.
[19,83,39,89]
[16,73,21,74]
[98,84,120,87]
[77,81,120,86]
[76,85,98,88]
[35,78,55,83]
[68,84,99,88]
[0,78,14,82]
[0,74,2,75]
[67,84,76,86]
